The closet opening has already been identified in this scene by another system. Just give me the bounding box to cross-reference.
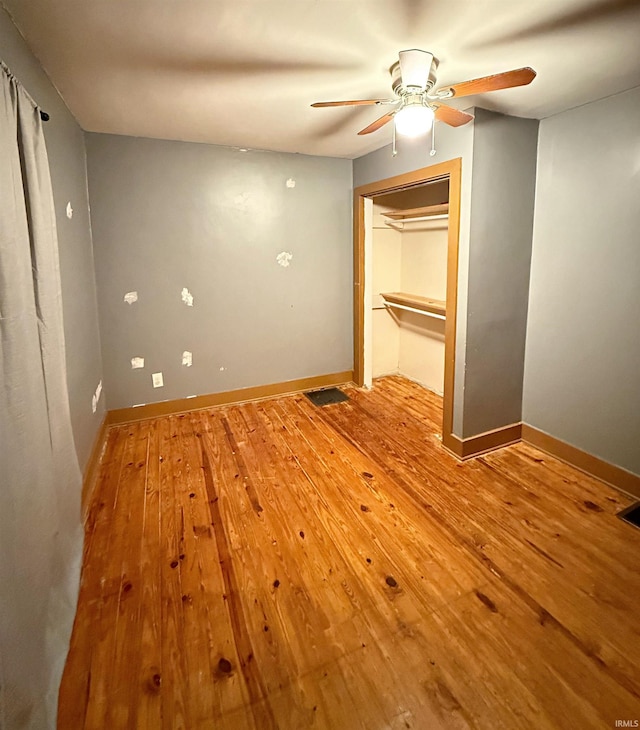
[353,159,461,453]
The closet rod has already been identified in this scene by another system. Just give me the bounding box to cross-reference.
[400,213,448,223]
[384,213,448,230]
[384,301,446,320]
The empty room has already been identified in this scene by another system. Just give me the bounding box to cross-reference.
[1,1,640,728]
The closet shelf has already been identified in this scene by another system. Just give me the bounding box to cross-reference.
[382,203,449,221]
[381,292,446,318]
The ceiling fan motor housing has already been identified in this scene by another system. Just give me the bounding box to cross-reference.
[399,92,429,112]
[390,53,439,95]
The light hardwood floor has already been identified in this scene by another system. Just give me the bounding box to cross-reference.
[59,376,640,729]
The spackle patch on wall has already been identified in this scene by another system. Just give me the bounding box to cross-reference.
[66,202,73,219]
[286,178,296,188]
[91,380,102,414]
[131,357,145,369]
[181,288,194,306]
[233,192,250,210]
[182,351,193,367]
[124,291,138,304]
[277,251,293,268]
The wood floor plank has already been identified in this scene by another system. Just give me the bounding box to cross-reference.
[81,424,145,729]
[136,418,163,727]
[60,376,640,729]
[158,415,191,729]
[199,411,280,728]
[58,424,127,729]
[181,412,255,722]
[105,420,152,729]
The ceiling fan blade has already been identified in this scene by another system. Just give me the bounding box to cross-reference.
[311,99,392,107]
[432,104,474,127]
[398,49,433,90]
[357,111,396,135]
[437,67,536,98]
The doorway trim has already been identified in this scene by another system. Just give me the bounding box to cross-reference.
[353,158,462,453]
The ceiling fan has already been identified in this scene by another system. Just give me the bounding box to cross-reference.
[311,50,536,138]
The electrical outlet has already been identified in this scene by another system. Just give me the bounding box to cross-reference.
[152,372,164,388]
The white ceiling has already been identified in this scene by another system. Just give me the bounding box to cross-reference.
[4,0,640,159]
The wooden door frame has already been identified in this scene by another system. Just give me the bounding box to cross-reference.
[353,158,462,452]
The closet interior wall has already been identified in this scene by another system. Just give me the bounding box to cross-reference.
[371,181,449,394]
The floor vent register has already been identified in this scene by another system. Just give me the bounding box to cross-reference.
[304,387,349,407]
[617,502,640,530]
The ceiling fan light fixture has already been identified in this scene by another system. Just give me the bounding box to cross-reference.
[394,104,434,137]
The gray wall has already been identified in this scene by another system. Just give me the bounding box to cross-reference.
[353,115,475,437]
[0,6,103,470]
[86,134,353,409]
[523,86,640,476]
[463,109,538,437]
